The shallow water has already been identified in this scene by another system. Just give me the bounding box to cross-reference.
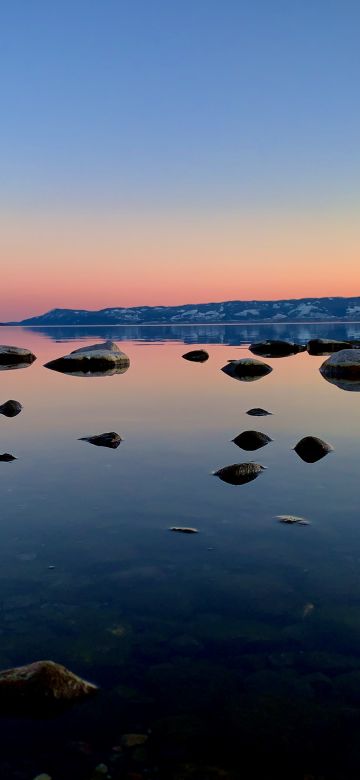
[1,324,360,779]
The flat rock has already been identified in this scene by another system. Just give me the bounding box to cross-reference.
[0,400,22,417]
[170,527,199,534]
[307,338,353,356]
[221,358,272,381]
[182,349,209,362]
[232,430,272,451]
[250,340,305,358]
[0,660,97,713]
[246,408,272,416]
[276,515,310,525]
[0,345,36,366]
[294,436,333,463]
[213,462,266,485]
[0,453,17,462]
[79,432,122,449]
[44,341,130,375]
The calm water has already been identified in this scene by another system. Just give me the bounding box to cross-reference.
[1,324,360,780]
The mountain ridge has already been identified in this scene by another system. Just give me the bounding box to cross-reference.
[7,296,360,325]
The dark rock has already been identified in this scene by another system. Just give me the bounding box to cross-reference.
[320,349,360,391]
[232,430,272,451]
[182,349,209,362]
[221,358,272,381]
[79,432,122,449]
[250,340,305,358]
[213,462,266,485]
[246,408,272,416]
[0,400,22,417]
[275,515,310,525]
[44,341,130,376]
[0,453,17,462]
[307,338,353,356]
[0,660,97,714]
[0,345,36,367]
[294,436,333,463]
[170,527,199,534]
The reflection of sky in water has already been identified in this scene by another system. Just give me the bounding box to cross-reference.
[1,325,360,777]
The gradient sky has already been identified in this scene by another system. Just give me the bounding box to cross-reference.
[1,0,359,320]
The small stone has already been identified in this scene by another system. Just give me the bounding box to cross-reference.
[0,453,17,462]
[294,436,333,463]
[232,430,272,451]
[246,408,272,416]
[276,515,310,525]
[221,358,272,381]
[182,349,209,362]
[170,527,199,534]
[121,733,148,748]
[79,432,122,449]
[213,462,266,485]
[0,400,22,417]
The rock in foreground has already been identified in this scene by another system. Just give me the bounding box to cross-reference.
[0,400,22,417]
[44,341,130,375]
[307,339,352,356]
[246,408,273,416]
[0,345,36,367]
[182,349,209,362]
[0,660,97,713]
[221,359,272,381]
[79,432,122,449]
[250,340,305,358]
[320,349,360,380]
[276,515,310,525]
[213,462,266,485]
[294,436,333,463]
[232,430,272,451]
[0,453,17,462]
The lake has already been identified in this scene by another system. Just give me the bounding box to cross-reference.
[1,324,360,780]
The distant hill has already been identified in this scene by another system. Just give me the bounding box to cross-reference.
[12,297,360,325]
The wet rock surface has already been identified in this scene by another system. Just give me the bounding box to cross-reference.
[44,341,130,375]
[232,430,272,450]
[0,660,98,713]
[79,432,122,449]
[0,400,22,417]
[0,345,36,366]
[276,515,310,525]
[221,358,272,381]
[294,436,333,463]
[169,527,199,534]
[307,338,353,355]
[213,462,265,485]
[249,340,305,357]
[246,407,272,416]
[182,349,209,362]
[0,453,17,462]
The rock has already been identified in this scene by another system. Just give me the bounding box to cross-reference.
[0,660,97,712]
[91,766,108,778]
[44,341,130,375]
[0,400,23,417]
[294,436,333,463]
[170,527,199,534]
[249,340,305,358]
[182,349,209,362]
[79,432,122,449]
[276,515,310,525]
[121,733,148,748]
[221,358,272,381]
[213,462,266,485]
[320,349,360,391]
[0,453,17,462]
[246,407,272,416]
[0,345,36,366]
[232,430,272,451]
[33,775,52,780]
[307,338,353,356]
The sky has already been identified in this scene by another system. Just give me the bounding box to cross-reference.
[0,0,359,320]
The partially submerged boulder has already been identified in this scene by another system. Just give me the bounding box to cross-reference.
[307,339,352,356]
[0,345,36,368]
[0,453,17,462]
[79,432,122,449]
[44,341,130,375]
[246,408,273,416]
[249,340,305,358]
[320,350,360,391]
[182,349,209,362]
[276,515,310,525]
[0,400,22,417]
[0,660,97,714]
[221,358,272,381]
[294,436,333,463]
[169,527,199,534]
[232,430,272,451]
[213,462,266,485]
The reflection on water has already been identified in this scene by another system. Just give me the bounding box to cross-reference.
[0,324,360,779]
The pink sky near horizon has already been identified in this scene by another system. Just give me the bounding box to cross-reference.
[1,208,359,320]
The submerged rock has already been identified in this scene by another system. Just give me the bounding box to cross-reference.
[0,399,22,417]
[170,527,199,534]
[294,436,333,463]
[0,660,97,713]
[79,432,122,449]
[182,349,209,362]
[0,453,17,462]
[0,345,36,367]
[307,338,352,356]
[44,341,130,375]
[221,358,272,381]
[320,349,360,383]
[213,462,266,485]
[232,430,272,451]
[246,407,273,416]
[276,515,310,525]
[250,340,305,358]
